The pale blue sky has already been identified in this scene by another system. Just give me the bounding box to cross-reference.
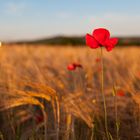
[0,0,140,41]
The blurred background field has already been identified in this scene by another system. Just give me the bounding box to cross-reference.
[0,45,140,139]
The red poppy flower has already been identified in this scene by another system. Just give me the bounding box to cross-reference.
[86,28,118,51]
[117,90,125,97]
[95,58,101,62]
[67,63,82,71]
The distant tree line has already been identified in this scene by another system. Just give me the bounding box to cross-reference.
[12,36,140,46]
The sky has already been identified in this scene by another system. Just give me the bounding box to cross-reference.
[0,0,140,41]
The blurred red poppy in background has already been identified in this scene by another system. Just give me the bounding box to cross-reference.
[86,28,118,51]
[117,89,125,97]
[95,58,101,62]
[67,63,82,71]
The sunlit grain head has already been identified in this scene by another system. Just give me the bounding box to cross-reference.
[0,42,2,47]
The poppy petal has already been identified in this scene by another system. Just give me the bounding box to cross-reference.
[109,38,118,46]
[104,38,118,51]
[73,63,83,68]
[105,42,114,51]
[92,28,110,45]
[106,46,114,51]
[67,64,76,71]
[86,34,100,49]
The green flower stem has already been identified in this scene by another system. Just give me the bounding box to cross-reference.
[114,85,120,140]
[100,47,110,140]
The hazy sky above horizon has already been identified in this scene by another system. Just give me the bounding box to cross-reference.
[0,0,140,41]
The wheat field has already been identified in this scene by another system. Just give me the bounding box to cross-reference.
[0,45,140,140]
